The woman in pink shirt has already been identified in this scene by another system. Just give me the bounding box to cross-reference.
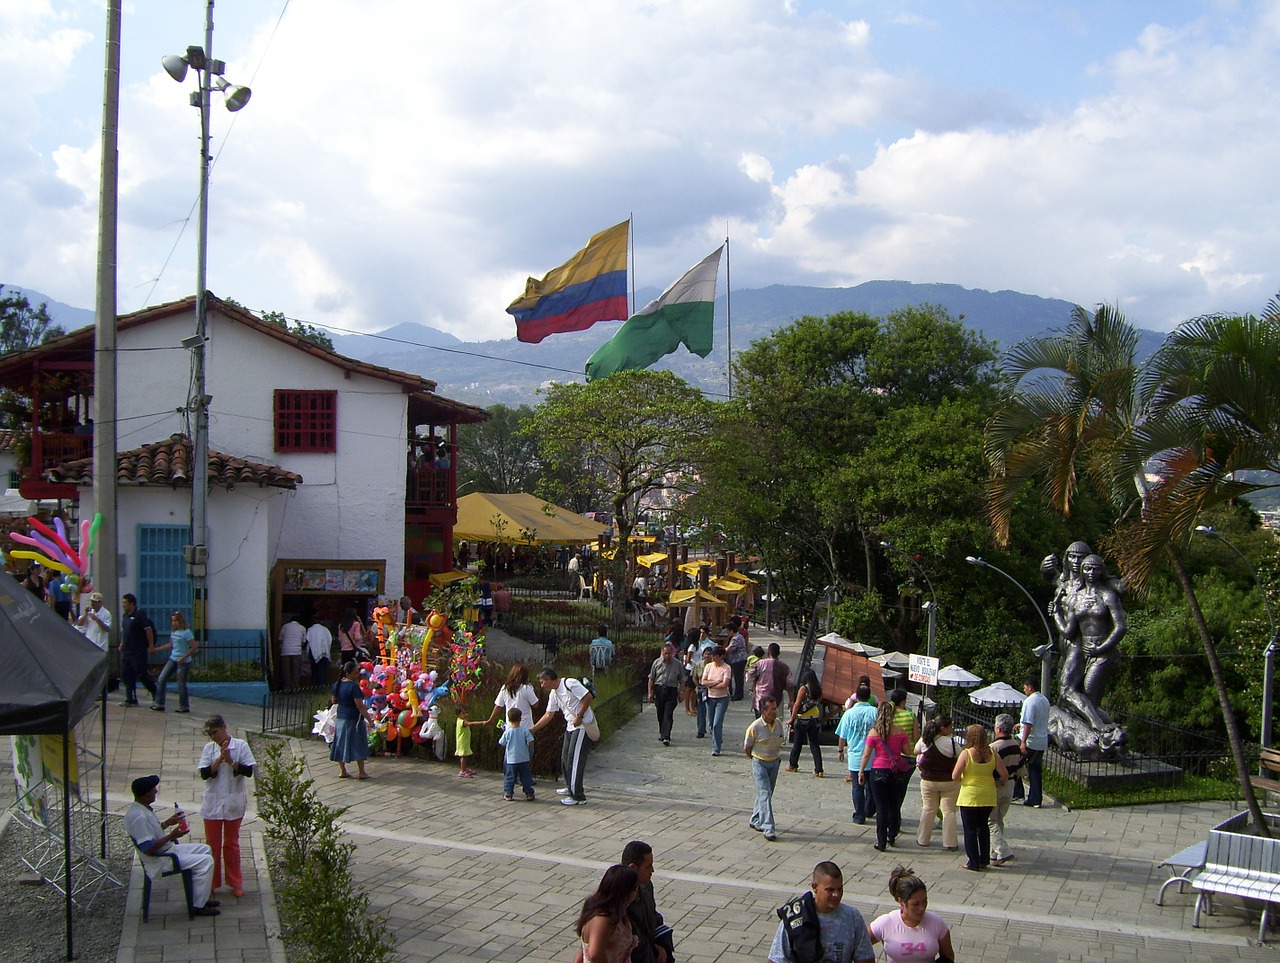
[858,702,909,852]
[701,646,732,757]
[869,865,955,963]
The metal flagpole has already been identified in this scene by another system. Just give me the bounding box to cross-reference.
[724,233,732,399]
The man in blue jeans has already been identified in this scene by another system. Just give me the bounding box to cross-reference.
[745,696,784,841]
[1019,674,1050,807]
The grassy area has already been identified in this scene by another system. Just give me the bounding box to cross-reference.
[1044,770,1243,810]
[189,658,264,682]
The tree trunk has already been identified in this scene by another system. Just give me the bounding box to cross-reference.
[1168,546,1270,837]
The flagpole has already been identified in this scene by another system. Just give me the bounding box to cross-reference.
[724,232,733,399]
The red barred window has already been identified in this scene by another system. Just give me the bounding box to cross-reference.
[274,390,336,452]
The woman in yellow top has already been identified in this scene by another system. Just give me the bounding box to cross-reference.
[952,723,1008,872]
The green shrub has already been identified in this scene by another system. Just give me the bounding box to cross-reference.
[254,740,395,963]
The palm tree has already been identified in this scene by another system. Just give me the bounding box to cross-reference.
[985,301,1280,834]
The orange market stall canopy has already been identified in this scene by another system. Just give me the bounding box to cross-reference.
[454,493,608,545]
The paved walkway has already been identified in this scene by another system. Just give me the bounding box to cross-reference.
[7,627,1278,961]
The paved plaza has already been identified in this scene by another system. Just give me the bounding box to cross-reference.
[7,627,1280,961]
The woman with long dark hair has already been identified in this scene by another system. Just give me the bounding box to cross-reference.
[337,608,366,661]
[915,714,961,851]
[785,668,824,776]
[573,864,639,963]
[474,663,540,728]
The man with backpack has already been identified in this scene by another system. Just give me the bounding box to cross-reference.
[531,667,598,806]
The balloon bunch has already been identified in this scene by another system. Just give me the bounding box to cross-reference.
[354,658,453,757]
[8,513,102,595]
[447,622,486,705]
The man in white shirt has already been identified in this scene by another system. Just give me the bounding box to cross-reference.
[1019,674,1051,807]
[76,591,112,650]
[123,774,219,916]
[277,616,305,689]
[304,618,333,687]
[531,667,596,806]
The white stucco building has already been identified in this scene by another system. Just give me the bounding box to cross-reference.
[0,295,486,676]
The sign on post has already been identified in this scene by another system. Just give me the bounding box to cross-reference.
[908,653,939,686]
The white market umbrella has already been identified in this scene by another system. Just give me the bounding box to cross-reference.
[851,641,886,658]
[937,664,983,688]
[818,631,854,645]
[872,650,912,670]
[968,681,1026,707]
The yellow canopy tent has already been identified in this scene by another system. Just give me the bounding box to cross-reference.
[666,588,729,608]
[637,552,668,569]
[454,492,608,545]
[677,559,715,577]
[723,569,758,584]
[710,577,747,593]
[428,569,470,588]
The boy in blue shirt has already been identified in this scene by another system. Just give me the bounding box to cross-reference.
[499,707,536,801]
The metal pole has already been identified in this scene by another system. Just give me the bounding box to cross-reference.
[191,0,214,648]
[93,0,122,866]
[966,556,1055,695]
[1196,526,1279,772]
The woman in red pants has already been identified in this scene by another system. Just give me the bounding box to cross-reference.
[199,715,256,897]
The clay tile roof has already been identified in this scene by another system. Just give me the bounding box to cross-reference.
[46,433,302,490]
[0,429,16,453]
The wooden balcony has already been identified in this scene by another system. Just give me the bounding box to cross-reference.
[18,430,92,499]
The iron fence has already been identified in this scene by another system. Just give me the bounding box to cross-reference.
[261,686,332,735]
[947,702,1241,807]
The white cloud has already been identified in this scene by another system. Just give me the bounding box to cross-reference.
[3,0,1279,344]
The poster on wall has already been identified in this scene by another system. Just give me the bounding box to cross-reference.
[281,566,380,594]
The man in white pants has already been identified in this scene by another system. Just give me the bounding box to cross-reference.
[124,774,220,916]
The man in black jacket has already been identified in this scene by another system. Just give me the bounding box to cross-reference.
[622,840,671,963]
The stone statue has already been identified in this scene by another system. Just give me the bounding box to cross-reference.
[1042,543,1127,759]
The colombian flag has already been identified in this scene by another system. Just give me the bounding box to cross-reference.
[507,220,629,344]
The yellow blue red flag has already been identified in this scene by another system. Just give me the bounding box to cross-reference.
[506,220,629,344]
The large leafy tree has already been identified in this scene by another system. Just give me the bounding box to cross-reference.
[985,301,1280,834]
[455,404,543,495]
[526,370,713,622]
[694,306,999,646]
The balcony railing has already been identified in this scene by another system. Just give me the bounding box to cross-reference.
[406,465,453,508]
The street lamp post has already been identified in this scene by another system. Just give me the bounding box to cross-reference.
[966,556,1056,695]
[1195,525,1278,772]
[162,0,250,643]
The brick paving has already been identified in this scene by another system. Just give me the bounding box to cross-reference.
[8,626,1276,961]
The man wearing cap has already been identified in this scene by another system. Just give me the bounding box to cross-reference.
[124,774,220,916]
[647,642,684,746]
[118,594,158,707]
[77,591,112,651]
[990,713,1024,866]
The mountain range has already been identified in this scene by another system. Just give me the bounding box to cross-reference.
[13,280,1168,406]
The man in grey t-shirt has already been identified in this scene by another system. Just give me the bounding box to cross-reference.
[768,861,874,963]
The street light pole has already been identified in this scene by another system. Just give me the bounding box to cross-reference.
[1195,525,1278,771]
[163,0,250,645]
[966,556,1055,695]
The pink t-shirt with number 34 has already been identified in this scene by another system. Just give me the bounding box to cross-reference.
[869,909,950,963]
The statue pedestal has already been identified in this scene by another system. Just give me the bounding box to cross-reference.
[1049,749,1184,790]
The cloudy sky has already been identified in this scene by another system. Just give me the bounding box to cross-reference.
[4,0,1279,342]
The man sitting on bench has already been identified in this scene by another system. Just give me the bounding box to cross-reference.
[124,774,220,917]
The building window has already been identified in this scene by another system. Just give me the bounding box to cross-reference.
[274,390,336,452]
[138,524,192,629]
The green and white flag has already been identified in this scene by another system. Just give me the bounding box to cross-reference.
[585,246,723,381]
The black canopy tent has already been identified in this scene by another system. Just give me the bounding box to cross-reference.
[0,573,108,961]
